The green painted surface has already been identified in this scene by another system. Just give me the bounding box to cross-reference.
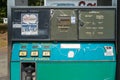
[11,62,20,80]
[37,62,116,80]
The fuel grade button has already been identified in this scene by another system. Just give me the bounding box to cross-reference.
[31,51,39,57]
[42,51,50,57]
[19,51,27,57]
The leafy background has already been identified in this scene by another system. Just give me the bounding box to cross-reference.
[0,0,44,23]
[0,0,44,48]
[0,0,7,23]
[0,0,45,78]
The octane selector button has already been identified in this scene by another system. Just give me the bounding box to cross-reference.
[19,51,27,57]
[43,51,50,57]
[31,51,39,57]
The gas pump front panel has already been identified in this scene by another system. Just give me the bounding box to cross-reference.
[11,42,116,80]
[11,8,116,41]
[10,7,116,80]
[11,43,116,61]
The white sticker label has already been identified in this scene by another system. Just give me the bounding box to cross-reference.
[68,51,74,58]
[71,17,76,24]
[21,13,38,35]
[61,44,80,49]
[13,24,21,28]
[104,46,114,56]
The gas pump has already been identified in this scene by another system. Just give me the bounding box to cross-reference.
[7,0,118,80]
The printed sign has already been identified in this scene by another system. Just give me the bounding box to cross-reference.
[78,1,97,6]
[71,16,76,24]
[104,46,114,56]
[45,0,97,6]
[21,13,38,35]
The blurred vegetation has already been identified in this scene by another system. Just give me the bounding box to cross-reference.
[0,0,44,23]
[0,0,7,23]
[28,0,44,6]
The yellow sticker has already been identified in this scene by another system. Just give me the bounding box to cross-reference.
[31,51,39,57]
[19,51,27,57]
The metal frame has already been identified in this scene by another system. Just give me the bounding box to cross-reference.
[116,0,120,80]
[7,0,28,80]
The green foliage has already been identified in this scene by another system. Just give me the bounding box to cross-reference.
[28,0,44,6]
[0,0,44,23]
[0,0,7,23]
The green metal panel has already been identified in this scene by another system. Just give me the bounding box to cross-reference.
[11,62,20,80]
[37,62,116,80]
[79,9,115,40]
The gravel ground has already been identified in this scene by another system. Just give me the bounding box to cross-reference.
[0,76,8,80]
[0,47,8,80]
[0,31,8,80]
